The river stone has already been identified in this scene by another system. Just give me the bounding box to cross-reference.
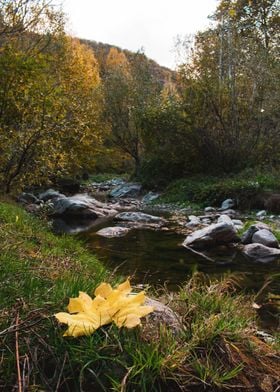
[39,189,66,202]
[204,207,216,212]
[217,214,233,224]
[186,215,201,228]
[25,203,40,213]
[96,226,130,238]
[219,198,235,211]
[242,243,280,262]
[106,178,125,187]
[252,229,279,248]
[220,209,237,217]
[18,192,40,204]
[144,298,181,332]
[109,183,142,198]
[142,192,160,203]
[232,219,243,226]
[183,217,239,249]
[256,210,267,217]
[115,211,165,224]
[241,223,271,244]
[50,194,118,218]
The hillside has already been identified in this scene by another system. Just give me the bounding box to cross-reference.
[80,38,176,86]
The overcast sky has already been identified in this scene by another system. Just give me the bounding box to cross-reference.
[63,0,218,69]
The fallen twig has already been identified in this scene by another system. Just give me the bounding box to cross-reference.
[184,245,215,262]
[15,313,22,392]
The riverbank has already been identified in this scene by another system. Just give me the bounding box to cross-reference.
[155,170,280,211]
[0,200,279,391]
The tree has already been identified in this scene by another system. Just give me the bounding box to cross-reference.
[0,2,103,192]
[177,0,279,172]
[103,49,161,176]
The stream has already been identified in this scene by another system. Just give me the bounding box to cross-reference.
[53,205,280,291]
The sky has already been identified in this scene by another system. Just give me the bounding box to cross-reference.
[63,0,218,69]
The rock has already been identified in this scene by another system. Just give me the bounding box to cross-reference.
[219,198,235,211]
[144,298,181,332]
[25,203,40,213]
[220,209,237,217]
[204,207,216,212]
[186,215,201,228]
[241,223,271,244]
[50,194,118,218]
[18,192,39,204]
[256,210,267,217]
[232,219,244,229]
[252,229,279,248]
[232,219,243,226]
[242,243,280,262]
[115,211,165,224]
[109,183,142,198]
[142,192,160,203]
[217,214,233,224]
[39,189,65,202]
[106,178,125,187]
[202,218,211,225]
[96,226,130,238]
[183,217,239,249]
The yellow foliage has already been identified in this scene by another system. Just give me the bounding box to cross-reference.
[106,47,130,76]
[55,278,153,337]
[228,8,236,17]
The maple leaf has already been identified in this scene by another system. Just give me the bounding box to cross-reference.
[55,279,153,337]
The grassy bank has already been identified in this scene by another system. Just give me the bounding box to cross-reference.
[156,170,280,210]
[0,201,279,391]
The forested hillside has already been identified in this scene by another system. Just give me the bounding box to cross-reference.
[0,0,279,192]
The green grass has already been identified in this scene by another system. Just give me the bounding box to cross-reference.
[157,169,280,209]
[0,201,279,391]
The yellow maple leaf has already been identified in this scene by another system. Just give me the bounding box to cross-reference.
[55,278,153,337]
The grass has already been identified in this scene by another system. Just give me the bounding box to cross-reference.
[0,200,279,391]
[157,169,280,209]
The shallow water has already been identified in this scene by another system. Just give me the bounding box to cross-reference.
[51,213,277,291]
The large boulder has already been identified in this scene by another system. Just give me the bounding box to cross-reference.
[242,243,280,262]
[256,210,267,218]
[183,215,239,249]
[204,207,216,213]
[96,226,130,238]
[241,223,271,244]
[252,229,279,248]
[39,189,66,202]
[50,194,118,218]
[186,215,201,229]
[18,192,40,205]
[115,211,165,224]
[109,183,142,198]
[219,198,235,211]
[144,298,181,333]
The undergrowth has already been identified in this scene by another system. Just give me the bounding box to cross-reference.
[158,170,280,209]
[0,201,279,391]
